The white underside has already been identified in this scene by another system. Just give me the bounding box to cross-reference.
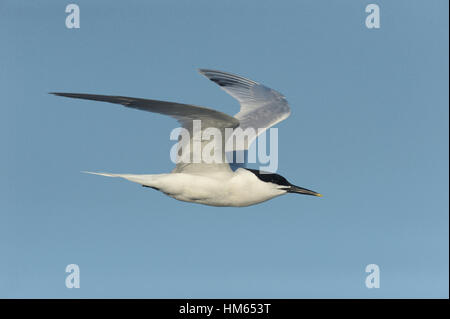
[84,168,287,207]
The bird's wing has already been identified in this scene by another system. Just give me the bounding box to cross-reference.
[51,93,239,173]
[198,69,291,150]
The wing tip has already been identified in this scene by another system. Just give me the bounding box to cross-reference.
[197,68,258,88]
[197,68,216,78]
[198,68,214,74]
[198,68,233,78]
[49,92,78,98]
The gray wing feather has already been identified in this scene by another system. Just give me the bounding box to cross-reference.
[51,92,240,174]
[50,92,239,130]
[198,69,291,149]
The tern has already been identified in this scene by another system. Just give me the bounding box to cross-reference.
[51,69,322,207]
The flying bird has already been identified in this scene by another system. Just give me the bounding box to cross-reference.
[51,69,321,207]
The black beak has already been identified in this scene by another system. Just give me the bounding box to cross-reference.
[287,185,322,197]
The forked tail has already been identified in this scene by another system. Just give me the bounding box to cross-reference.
[82,171,157,187]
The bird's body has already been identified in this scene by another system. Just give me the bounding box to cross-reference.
[53,69,321,207]
[87,168,286,207]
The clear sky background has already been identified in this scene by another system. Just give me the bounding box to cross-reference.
[0,0,448,298]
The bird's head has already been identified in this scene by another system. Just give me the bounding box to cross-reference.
[246,169,322,197]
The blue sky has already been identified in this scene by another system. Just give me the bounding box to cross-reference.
[0,0,448,298]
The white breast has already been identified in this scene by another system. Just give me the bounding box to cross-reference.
[152,168,286,207]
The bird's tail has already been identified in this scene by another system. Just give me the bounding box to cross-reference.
[82,171,157,186]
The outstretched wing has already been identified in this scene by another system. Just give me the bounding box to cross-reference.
[51,93,239,173]
[50,93,238,129]
[198,69,291,150]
